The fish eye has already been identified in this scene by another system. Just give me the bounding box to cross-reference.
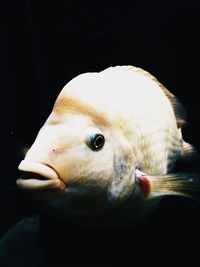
[87,134,105,151]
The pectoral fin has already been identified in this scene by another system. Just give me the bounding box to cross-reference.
[149,173,200,200]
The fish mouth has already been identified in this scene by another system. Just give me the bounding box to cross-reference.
[17,160,65,190]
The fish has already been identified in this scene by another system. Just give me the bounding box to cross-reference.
[17,65,200,229]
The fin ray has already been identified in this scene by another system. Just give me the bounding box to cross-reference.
[127,66,187,128]
[182,142,199,162]
[149,173,200,200]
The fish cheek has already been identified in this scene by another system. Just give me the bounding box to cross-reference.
[108,147,135,204]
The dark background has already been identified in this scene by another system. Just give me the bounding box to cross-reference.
[1,0,200,266]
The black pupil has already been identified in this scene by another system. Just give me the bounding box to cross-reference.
[87,134,105,151]
[94,135,104,148]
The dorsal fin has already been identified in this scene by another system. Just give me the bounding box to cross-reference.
[157,84,187,128]
[127,66,187,128]
[182,141,199,162]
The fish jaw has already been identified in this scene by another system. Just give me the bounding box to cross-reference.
[17,160,66,190]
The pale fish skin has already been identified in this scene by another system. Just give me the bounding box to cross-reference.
[17,66,197,228]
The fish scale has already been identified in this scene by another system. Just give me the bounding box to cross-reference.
[127,118,180,175]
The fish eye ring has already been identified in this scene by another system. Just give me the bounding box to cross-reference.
[87,134,105,151]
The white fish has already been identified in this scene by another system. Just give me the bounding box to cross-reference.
[17,66,199,228]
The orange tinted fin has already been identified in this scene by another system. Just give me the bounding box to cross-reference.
[21,146,30,157]
[182,141,199,162]
[155,83,187,128]
[156,82,187,128]
[128,66,187,128]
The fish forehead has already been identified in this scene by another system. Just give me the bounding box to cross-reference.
[52,94,112,128]
[58,67,164,106]
[52,66,171,127]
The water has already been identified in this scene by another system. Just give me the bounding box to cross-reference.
[1,1,200,266]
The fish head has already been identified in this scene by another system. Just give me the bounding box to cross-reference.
[17,73,142,223]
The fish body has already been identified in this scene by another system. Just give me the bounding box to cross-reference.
[17,66,198,228]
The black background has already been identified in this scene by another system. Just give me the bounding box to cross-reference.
[1,0,200,266]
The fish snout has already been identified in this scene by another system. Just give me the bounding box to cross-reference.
[17,160,65,190]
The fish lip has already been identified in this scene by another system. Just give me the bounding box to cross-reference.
[17,160,65,190]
